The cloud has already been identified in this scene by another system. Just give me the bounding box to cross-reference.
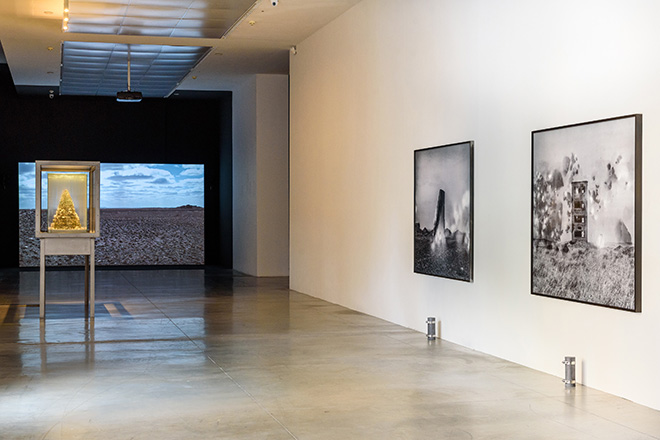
[107,174,153,181]
[180,166,204,176]
[101,163,128,171]
[99,163,204,208]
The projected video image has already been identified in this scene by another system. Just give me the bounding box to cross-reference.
[19,163,204,267]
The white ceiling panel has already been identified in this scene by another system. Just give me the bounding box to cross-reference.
[65,0,257,38]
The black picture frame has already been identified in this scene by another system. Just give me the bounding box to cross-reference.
[531,114,642,312]
[414,141,474,282]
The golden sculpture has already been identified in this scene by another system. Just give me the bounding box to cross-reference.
[49,189,84,230]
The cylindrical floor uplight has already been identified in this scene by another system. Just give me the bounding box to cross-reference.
[426,317,436,341]
[562,356,576,387]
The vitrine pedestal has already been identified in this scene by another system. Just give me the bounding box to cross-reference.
[39,237,95,319]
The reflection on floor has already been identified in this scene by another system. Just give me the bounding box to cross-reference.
[0,268,659,439]
[1,302,132,321]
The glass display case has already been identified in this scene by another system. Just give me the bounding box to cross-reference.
[35,161,100,238]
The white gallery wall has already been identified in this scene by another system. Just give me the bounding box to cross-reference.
[289,0,660,410]
[233,74,289,276]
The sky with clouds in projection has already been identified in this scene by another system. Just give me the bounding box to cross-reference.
[19,163,204,209]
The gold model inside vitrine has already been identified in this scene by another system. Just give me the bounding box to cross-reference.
[35,161,100,238]
[46,173,88,232]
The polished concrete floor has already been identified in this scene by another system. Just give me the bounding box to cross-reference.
[0,268,659,439]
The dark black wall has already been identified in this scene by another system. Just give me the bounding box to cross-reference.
[0,64,232,268]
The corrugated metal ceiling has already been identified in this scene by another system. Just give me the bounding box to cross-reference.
[60,42,211,97]
[59,0,255,97]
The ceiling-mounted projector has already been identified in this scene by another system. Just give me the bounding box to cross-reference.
[116,90,143,102]
[117,48,142,102]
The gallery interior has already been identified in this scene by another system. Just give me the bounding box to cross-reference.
[1,0,660,438]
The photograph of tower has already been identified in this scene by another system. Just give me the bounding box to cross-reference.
[414,141,473,282]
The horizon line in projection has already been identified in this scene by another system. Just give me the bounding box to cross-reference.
[19,163,204,209]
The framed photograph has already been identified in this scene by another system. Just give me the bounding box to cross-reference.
[414,141,474,282]
[531,114,642,312]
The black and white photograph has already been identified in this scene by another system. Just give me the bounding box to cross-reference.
[532,114,642,311]
[414,141,473,282]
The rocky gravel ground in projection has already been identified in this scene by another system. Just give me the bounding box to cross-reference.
[19,207,204,267]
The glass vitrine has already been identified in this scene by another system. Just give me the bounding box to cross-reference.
[35,161,100,238]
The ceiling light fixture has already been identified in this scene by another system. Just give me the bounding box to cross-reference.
[116,48,142,103]
[62,0,69,31]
